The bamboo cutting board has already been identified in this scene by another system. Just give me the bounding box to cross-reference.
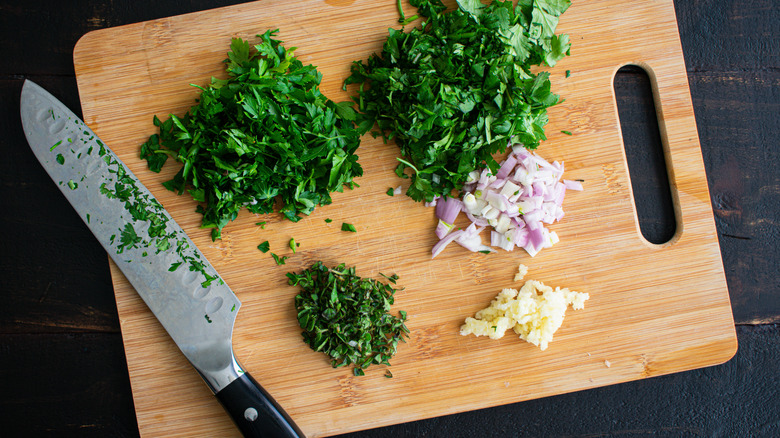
[73,1,737,436]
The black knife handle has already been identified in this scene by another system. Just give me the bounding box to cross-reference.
[215,372,305,438]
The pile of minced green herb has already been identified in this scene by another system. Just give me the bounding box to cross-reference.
[345,0,571,202]
[289,261,409,377]
[141,30,364,240]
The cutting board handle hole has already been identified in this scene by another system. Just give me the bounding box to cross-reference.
[614,65,677,245]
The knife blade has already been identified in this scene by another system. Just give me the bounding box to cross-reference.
[20,79,304,438]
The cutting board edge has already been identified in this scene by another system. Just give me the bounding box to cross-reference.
[71,0,740,436]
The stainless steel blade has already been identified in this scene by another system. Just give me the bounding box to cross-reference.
[20,80,243,392]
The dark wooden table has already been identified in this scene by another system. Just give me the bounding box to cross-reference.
[1,1,778,436]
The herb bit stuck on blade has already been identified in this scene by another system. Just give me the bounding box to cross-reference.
[289,261,409,376]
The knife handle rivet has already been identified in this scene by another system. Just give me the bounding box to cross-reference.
[243,407,259,422]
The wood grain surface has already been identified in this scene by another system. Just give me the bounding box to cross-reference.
[72,1,737,436]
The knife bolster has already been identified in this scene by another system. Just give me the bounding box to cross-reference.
[193,350,245,393]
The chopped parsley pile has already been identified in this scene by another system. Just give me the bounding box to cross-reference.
[141,30,364,240]
[345,0,571,202]
[289,262,409,377]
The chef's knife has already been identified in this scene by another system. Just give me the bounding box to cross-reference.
[20,80,304,438]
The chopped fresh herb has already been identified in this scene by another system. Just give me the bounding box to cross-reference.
[344,0,571,202]
[396,0,419,25]
[324,218,333,223]
[56,154,65,165]
[271,252,289,265]
[341,223,357,232]
[478,250,492,254]
[380,272,400,284]
[117,223,142,254]
[257,241,270,253]
[155,238,171,252]
[86,214,90,224]
[561,130,573,136]
[256,221,267,229]
[205,314,212,323]
[50,140,62,151]
[67,180,78,190]
[289,238,298,253]
[289,261,409,376]
[386,188,395,196]
[141,30,365,240]
[231,304,236,312]
[566,69,571,78]
[384,370,393,378]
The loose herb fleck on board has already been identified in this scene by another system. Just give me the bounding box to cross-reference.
[271,252,289,265]
[257,241,270,253]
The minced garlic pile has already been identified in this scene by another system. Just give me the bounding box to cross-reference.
[460,266,588,350]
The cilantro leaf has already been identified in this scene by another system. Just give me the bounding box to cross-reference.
[456,0,486,16]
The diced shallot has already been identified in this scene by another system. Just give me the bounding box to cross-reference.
[434,196,463,239]
[563,179,584,191]
[456,223,495,253]
[432,229,464,258]
[428,141,583,258]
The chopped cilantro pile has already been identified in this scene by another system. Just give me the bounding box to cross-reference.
[345,0,571,202]
[141,30,364,240]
